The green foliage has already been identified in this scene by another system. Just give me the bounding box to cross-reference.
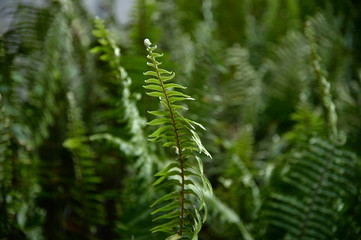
[0,95,13,236]
[143,39,212,238]
[261,18,359,240]
[265,138,357,240]
[63,92,105,238]
[1,0,361,239]
[305,21,339,142]
[90,17,157,185]
[224,45,264,126]
[88,17,159,239]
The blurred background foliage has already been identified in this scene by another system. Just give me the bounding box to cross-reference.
[0,0,361,239]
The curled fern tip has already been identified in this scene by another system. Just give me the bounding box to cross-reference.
[144,38,152,48]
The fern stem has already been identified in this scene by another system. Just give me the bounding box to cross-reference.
[149,57,186,236]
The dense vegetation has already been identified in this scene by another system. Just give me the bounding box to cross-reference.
[1,0,361,239]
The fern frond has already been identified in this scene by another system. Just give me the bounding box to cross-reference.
[0,94,13,236]
[63,92,105,235]
[265,30,310,107]
[90,18,161,238]
[225,45,263,125]
[305,21,339,143]
[263,19,357,240]
[143,38,212,238]
[0,95,11,189]
[265,138,357,240]
[91,17,157,183]
[0,95,43,238]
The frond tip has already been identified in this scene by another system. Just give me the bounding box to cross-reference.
[143,38,212,239]
[144,38,152,48]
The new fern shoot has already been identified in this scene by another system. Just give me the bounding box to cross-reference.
[143,39,212,239]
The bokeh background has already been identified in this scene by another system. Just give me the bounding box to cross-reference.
[1,0,361,239]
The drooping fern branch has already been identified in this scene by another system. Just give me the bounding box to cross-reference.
[143,39,212,239]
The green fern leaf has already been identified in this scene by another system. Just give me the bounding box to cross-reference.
[265,138,357,240]
[143,38,212,238]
